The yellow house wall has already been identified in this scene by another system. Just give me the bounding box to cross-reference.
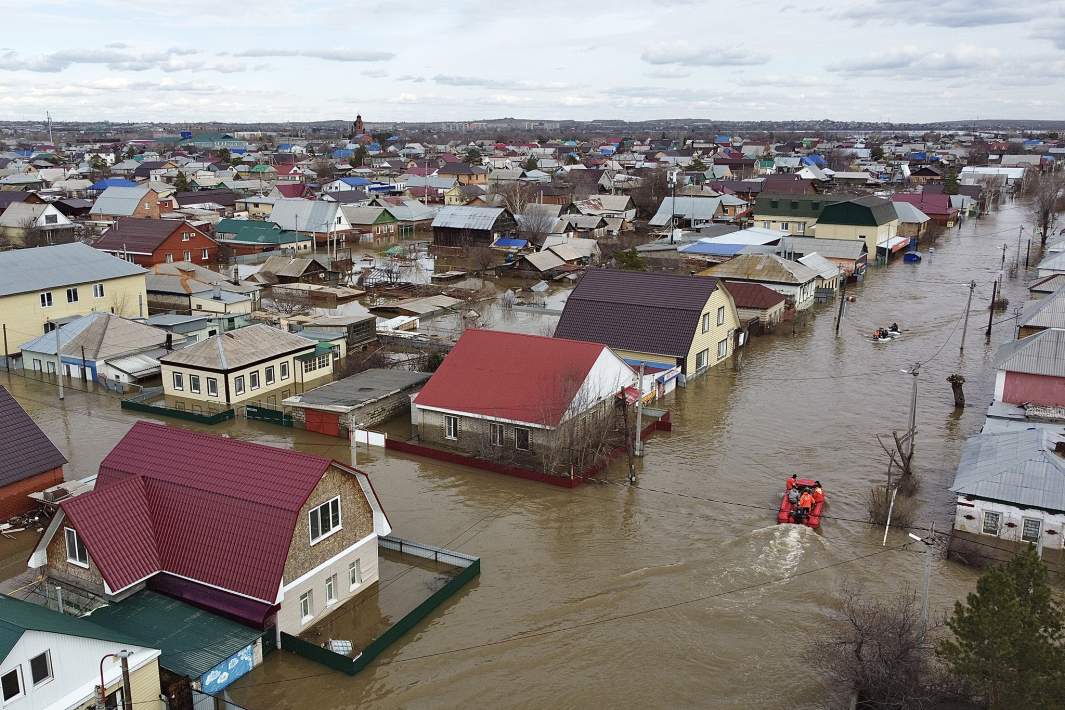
[126,660,163,709]
[752,214,818,236]
[685,287,739,374]
[189,294,253,315]
[813,221,898,257]
[161,350,333,405]
[612,349,677,367]
[1,273,148,356]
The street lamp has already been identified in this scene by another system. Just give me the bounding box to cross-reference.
[97,650,133,710]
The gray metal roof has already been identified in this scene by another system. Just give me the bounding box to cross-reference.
[90,185,152,216]
[282,368,430,413]
[0,242,145,297]
[269,198,339,233]
[159,323,315,370]
[648,196,724,227]
[777,236,868,260]
[1019,287,1065,331]
[892,201,931,224]
[431,205,507,230]
[950,429,1065,511]
[994,328,1065,378]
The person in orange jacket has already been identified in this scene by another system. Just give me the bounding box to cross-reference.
[813,481,824,504]
[798,490,814,519]
[786,474,798,491]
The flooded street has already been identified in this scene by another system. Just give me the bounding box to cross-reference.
[0,201,1039,709]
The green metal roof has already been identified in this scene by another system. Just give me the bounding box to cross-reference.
[0,595,144,661]
[753,193,825,219]
[215,218,303,245]
[87,591,261,679]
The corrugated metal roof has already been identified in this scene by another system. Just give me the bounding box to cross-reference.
[0,385,66,487]
[90,185,153,216]
[0,595,144,661]
[269,198,339,233]
[797,253,841,280]
[431,205,507,230]
[160,323,315,370]
[994,328,1065,378]
[1020,287,1065,330]
[648,196,723,227]
[702,254,820,285]
[950,429,1065,511]
[0,242,145,298]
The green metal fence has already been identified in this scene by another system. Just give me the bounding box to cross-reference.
[120,388,235,425]
[245,404,293,427]
[280,537,480,675]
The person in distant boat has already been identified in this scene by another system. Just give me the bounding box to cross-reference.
[813,482,824,504]
[890,323,899,333]
[798,489,814,519]
[786,474,798,490]
[787,486,801,506]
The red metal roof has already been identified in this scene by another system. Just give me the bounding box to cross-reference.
[413,329,610,427]
[62,422,333,601]
[891,192,957,217]
[274,183,307,198]
[721,281,786,310]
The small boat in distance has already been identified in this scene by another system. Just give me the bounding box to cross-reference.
[777,477,826,528]
[871,324,902,342]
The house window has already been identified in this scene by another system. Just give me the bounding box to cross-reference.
[265,366,275,385]
[182,231,190,241]
[309,496,341,543]
[93,283,105,298]
[29,651,51,686]
[46,361,56,375]
[1,667,22,703]
[490,422,504,446]
[183,250,191,262]
[797,222,806,234]
[444,415,459,440]
[172,372,183,391]
[189,374,200,394]
[701,312,710,333]
[299,590,314,623]
[207,377,218,397]
[66,287,78,303]
[326,574,338,604]
[201,248,210,260]
[514,427,530,451]
[717,338,728,359]
[40,292,52,308]
[1022,518,1042,543]
[716,305,725,326]
[234,375,245,395]
[349,559,363,589]
[761,221,770,229]
[696,348,709,370]
[165,253,174,263]
[250,371,260,390]
[280,362,290,380]
[982,511,1001,535]
[770,200,779,208]
[44,213,57,225]
[64,527,88,567]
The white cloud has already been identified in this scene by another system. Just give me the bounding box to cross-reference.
[234,48,393,62]
[641,42,768,67]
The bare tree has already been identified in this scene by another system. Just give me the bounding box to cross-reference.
[263,286,312,316]
[493,181,537,214]
[806,585,945,710]
[311,159,336,183]
[828,148,855,172]
[1030,171,1065,244]
[631,167,670,219]
[517,208,558,246]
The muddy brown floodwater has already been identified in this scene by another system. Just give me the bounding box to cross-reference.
[0,201,1041,709]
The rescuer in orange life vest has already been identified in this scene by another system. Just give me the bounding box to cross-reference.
[798,489,814,516]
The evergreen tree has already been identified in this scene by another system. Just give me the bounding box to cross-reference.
[943,167,960,195]
[938,546,1065,709]
[350,145,369,168]
[523,156,539,172]
[215,148,231,166]
[689,157,707,172]
[173,172,190,192]
[463,147,482,165]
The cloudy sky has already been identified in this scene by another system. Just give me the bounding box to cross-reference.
[2,0,1065,123]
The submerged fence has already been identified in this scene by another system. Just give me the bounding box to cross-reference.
[120,387,235,425]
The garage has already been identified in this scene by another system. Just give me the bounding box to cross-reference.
[305,409,341,437]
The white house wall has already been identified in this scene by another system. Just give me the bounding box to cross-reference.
[563,348,638,422]
[953,496,1065,555]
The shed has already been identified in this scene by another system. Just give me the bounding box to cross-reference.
[282,368,431,435]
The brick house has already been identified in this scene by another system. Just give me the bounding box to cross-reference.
[93,217,219,266]
[0,385,66,520]
[410,330,637,473]
[29,421,391,637]
[89,185,162,221]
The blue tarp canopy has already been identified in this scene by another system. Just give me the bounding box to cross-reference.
[801,155,827,167]
[90,178,136,190]
[493,238,528,248]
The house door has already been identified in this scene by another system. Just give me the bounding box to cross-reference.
[305,409,341,437]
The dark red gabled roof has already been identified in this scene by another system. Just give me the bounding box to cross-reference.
[94,217,214,255]
[60,422,335,602]
[721,281,786,310]
[274,183,309,198]
[0,386,66,487]
[890,192,957,217]
[413,329,615,427]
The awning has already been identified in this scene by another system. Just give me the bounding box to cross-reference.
[108,353,162,379]
[878,236,910,253]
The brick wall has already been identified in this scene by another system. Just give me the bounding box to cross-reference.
[416,409,547,470]
[45,520,109,593]
[283,464,375,582]
[0,467,63,520]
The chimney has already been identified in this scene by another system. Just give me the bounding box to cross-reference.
[165,333,173,351]
[213,284,221,300]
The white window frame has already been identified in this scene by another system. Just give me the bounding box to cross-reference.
[717,338,728,359]
[797,222,806,234]
[444,415,459,440]
[299,590,314,623]
[514,426,531,451]
[64,527,88,568]
[265,366,275,385]
[172,372,183,391]
[206,377,218,397]
[1022,517,1042,544]
[490,422,504,447]
[982,510,1001,535]
[280,361,290,381]
[65,287,78,303]
[201,248,210,260]
[309,496,342,545]
[249,371,260,391]
[93,283,105,299]
[189,374,200,394]
[165,253,174,263]
[701,312,710,333]
[716,305,725,326]
[182,231,191,241]
[349,559,363,590]
[29,650,52,687]
[1,666,23,703]
[695,348,709,370]
[781,222,790,231]
[234,375,245,395]
[326,574,338,605]
[183,250,191,262]
[39,292,52,308]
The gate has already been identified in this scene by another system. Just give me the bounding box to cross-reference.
[245,405,293,426]
[306,409,341,437]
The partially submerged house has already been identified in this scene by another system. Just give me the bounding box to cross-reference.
[992,329,1065,409]
[0,386,66,520]
[719,281,786,330]
[29,422,391,636]
[699,254,820,310]
[814,196,901,262]
[283,368,430,436]
[431,206,517,247]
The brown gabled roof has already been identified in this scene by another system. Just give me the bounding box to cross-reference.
[721,280,786,310]
[554,269,720,359]
[0,385,66,487]
[95,218,213,255]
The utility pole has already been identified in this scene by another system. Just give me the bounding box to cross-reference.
[909,522,936,636]
[668,170,677,244]
[119,653,132,710]
[986,279,998,340]
[81,345,88,382]
[53,321,63,400]
[959,280,975,353]
[907,363,919,459]
[835,273,847,335]
[1026,239,1032,269]
[634,363,645,456]
[2,324,7,372]
[1016,225,1024,266]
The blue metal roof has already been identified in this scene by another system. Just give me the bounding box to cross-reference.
[342,176,371,186]
[494,238,528,248]
[90,177,136,190]
[801,155,827,167]
[333,149,354,159]
[677,242,749,256]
